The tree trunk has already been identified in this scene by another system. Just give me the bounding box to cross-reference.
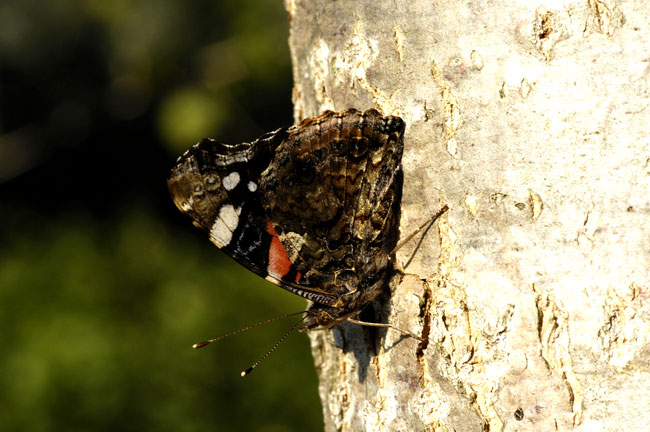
[286,1,650,430]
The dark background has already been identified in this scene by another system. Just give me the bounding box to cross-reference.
[0,1,322,430]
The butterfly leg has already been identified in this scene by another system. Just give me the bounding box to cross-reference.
[347,317,424,342]
[391,204,449,256]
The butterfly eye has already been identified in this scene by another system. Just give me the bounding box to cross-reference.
[315,310,334,327]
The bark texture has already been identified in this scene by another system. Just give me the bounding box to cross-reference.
[285,1,650,430]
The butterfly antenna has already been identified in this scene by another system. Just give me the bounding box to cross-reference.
[192,311,306,349]
[241,316,306,377]
[391,204,449,255]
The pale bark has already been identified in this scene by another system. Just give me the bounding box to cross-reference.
[285,1,650,431]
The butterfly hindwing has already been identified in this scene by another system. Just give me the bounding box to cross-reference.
[258,109,405,295]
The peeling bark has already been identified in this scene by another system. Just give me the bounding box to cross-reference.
[286,1,650,430]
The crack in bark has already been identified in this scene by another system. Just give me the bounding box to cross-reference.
[598,282,649,371]
[417,279,433,359]
[533,283,584,426]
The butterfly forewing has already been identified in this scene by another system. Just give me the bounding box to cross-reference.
[168,132,297,282]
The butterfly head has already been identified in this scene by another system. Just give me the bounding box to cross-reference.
[300,306,358,331]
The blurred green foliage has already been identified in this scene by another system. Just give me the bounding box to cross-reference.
[0,0,322,431]
[0,209,320,431]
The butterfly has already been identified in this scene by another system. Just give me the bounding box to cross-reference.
[168,108,407,338]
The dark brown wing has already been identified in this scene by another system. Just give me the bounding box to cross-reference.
[258,109,404,295]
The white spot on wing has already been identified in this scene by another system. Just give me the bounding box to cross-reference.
[222,172,240,191]
[209,204,241,246]
[247,181,257,192]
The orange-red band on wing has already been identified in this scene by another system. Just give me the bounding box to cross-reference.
[266,220,301,282]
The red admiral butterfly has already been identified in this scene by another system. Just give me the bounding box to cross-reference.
[169,109,445,373]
